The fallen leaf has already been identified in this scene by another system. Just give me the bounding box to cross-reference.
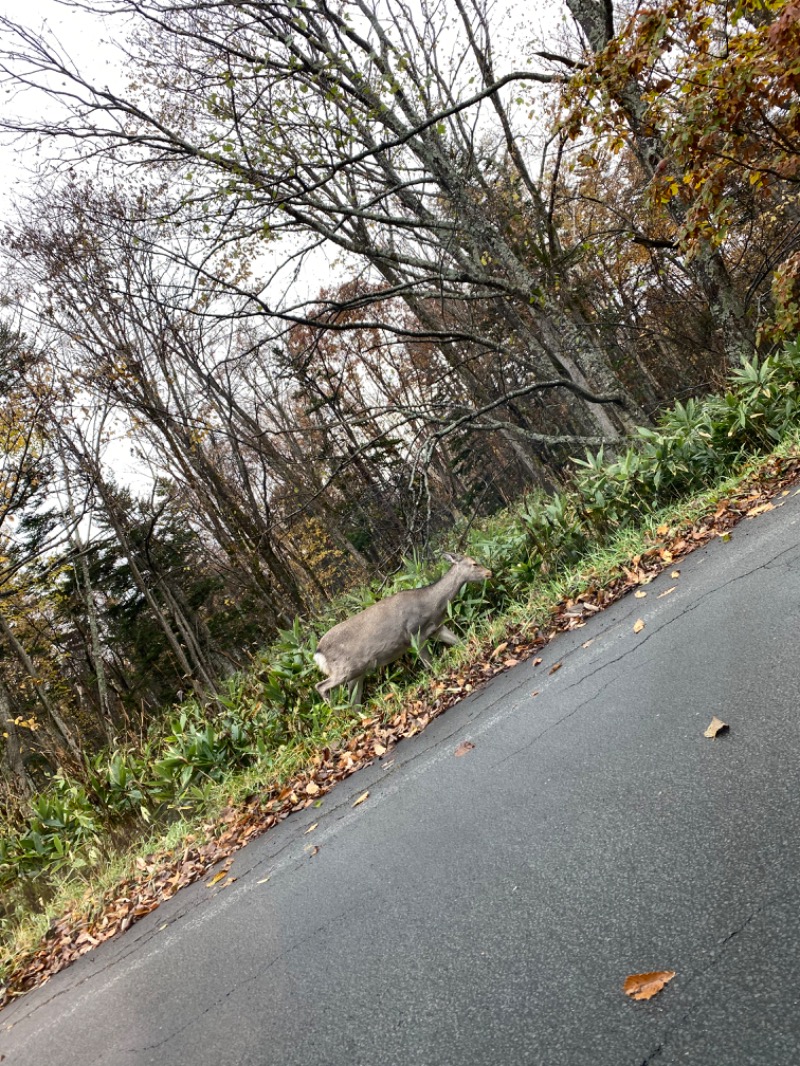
[704,716,729,739]
[305,781,320,796]
[634,590,647,599]
[746,502,774,517]
[492,641,508,657]
[305,822,319,834]
[624,970,676,1001]
[222,877,237,888]
[633,619,645,633]
[530,690,540,697]
[256,876,271,885]
[671,570,680,578]
[352,791,370,807]
[657,586,677,598]
[533,657,543,666]
[503,657,520,668]
[206,869,229,888]
[581,639,594,649]
[549,661,562,674]
[307,845,320,857]
[656,523,670,536]
[454,741,475,757]
[374,742,387,756]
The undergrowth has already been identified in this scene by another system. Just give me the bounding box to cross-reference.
[2,339,799,977]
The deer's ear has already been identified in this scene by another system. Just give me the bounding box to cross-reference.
[442,551,460,565]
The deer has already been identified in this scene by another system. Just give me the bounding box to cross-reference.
[313,553,492,706]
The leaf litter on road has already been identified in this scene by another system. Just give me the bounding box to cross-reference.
[454,741,475,757]
[624,971,676,1001]
[704,716,729,738]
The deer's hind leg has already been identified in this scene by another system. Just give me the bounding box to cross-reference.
[432,624,459,646]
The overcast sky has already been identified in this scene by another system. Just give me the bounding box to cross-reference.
[0,0,119,198]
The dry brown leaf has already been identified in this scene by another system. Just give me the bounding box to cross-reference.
[581,639,594,649]
[454,741,475,757]
[634,590,647,599]
[206,869,229,888]
[657,586,677,599]
[492,641,508,658]
[704,716,729,739]
[352,791,370,808]
[373,742,387,756]
[656,523,670,536]
[307,845,320,857]
[549,661,562,675]
[305,781,320,796]
[533,657,543,666]
[746,502,774,518]
[623,970,676,1001]
[305,822,319,835]
[671,570,680,578]
[633,619,645,633]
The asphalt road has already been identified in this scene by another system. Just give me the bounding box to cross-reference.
[3,484,800,1066]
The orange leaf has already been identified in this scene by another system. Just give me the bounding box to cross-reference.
[454,741,475,757]
[704,716,729,738]
[352,791,369,808]
[633,619,645,633]
[623,970,676,1001]
[207,869,229,888]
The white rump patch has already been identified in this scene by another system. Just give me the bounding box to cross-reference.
[313,651,329,673]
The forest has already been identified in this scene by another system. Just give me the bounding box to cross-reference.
[0,0,799,915]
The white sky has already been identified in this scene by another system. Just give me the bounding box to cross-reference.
[0,0,120,196]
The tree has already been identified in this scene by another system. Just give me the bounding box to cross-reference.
[562,0,800,361]
[0,0,645,456]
